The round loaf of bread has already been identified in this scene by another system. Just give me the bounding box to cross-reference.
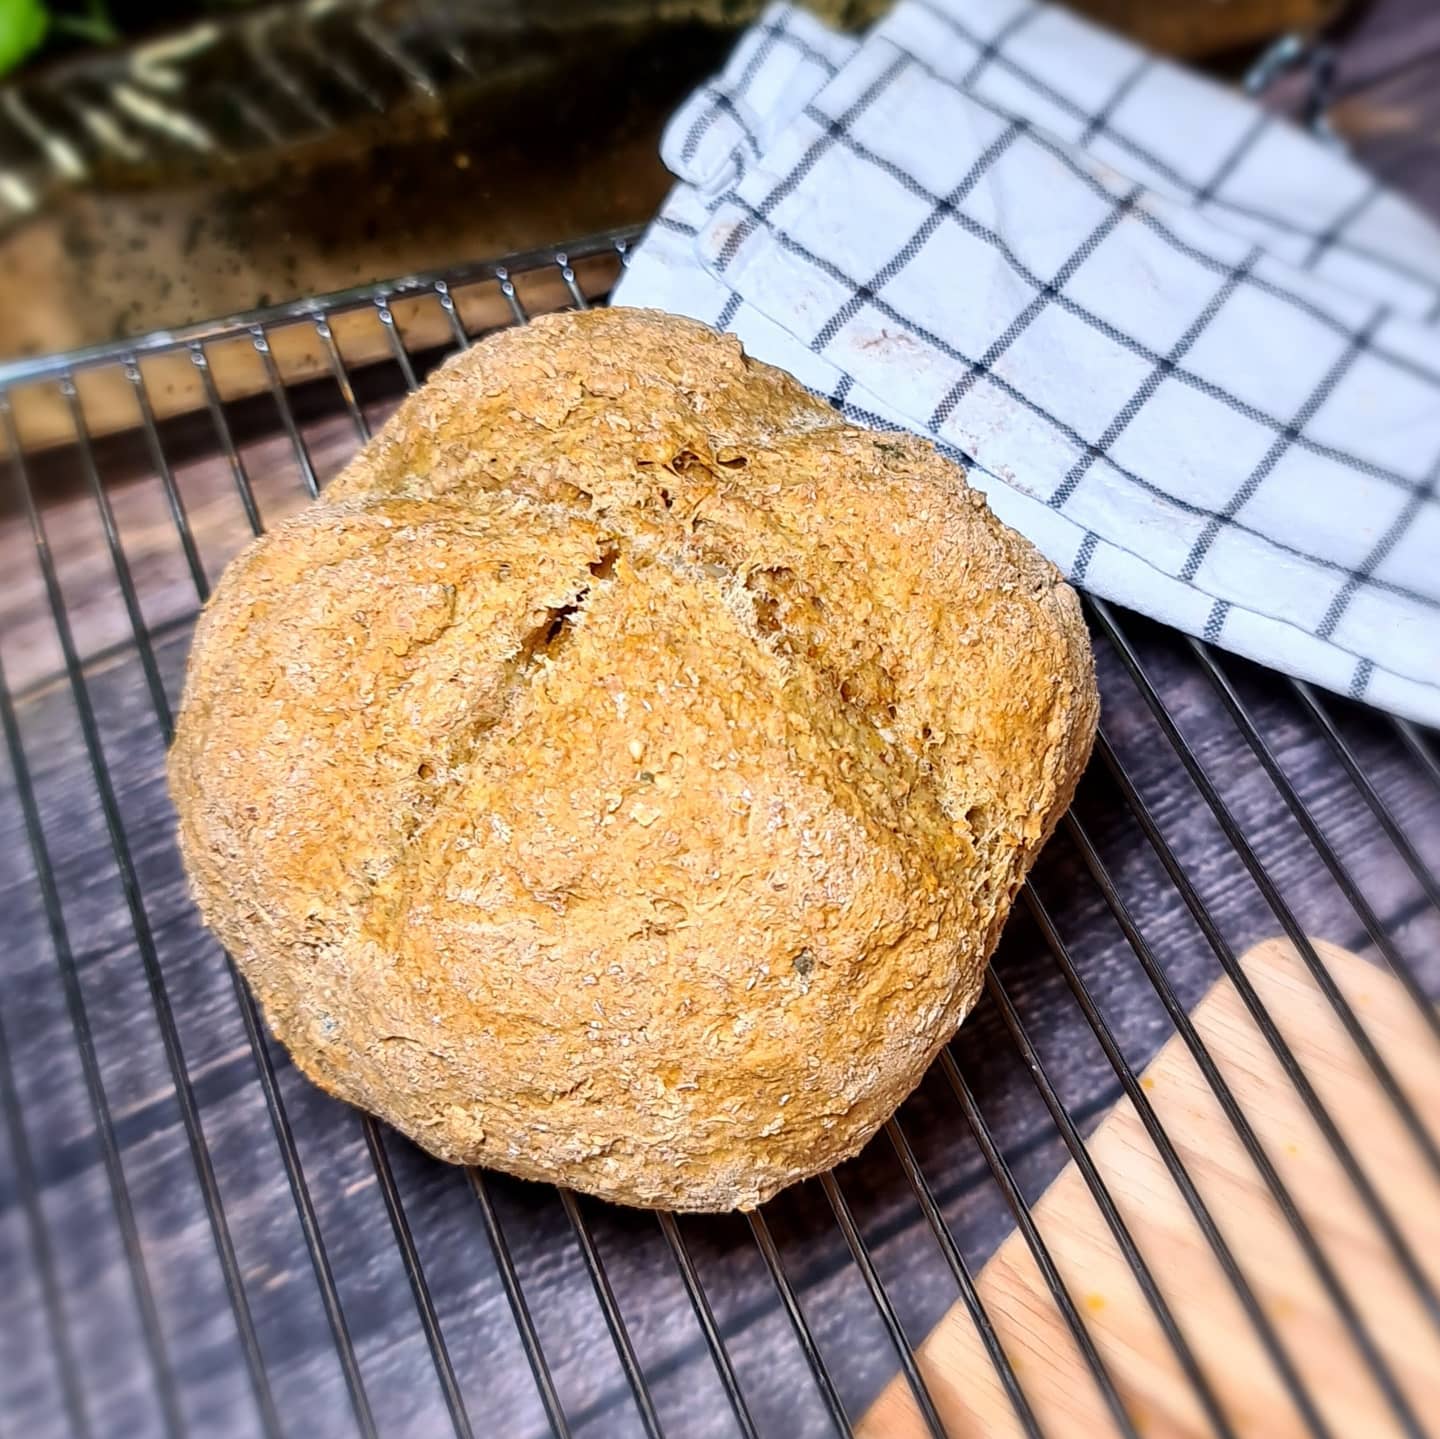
[169,307,1097,1210]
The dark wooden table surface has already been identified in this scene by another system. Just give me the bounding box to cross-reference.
[0,3,1437,1438]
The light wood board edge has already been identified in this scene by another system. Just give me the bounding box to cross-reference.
[5,254,623,457]
[859,937,1440,1439]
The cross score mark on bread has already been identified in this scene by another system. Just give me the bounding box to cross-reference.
[169,308,1097,1211]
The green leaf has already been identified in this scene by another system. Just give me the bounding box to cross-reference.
[0,0,49,75]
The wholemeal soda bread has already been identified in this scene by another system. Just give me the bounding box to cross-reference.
[169,307,1097,1210]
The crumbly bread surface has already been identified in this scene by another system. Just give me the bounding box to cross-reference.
[170,307,1098,1210]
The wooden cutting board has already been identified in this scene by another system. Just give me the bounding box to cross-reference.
[860,937,1440,1439]
[1,251,623,457]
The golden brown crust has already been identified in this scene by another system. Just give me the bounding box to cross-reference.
[170,307,1098,1210]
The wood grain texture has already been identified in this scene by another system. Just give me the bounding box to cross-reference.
[0,249,623,458]
[860,936,1440,1438]
[1266,0,1440,221]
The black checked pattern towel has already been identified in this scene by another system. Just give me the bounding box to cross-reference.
[614,0,1440,725]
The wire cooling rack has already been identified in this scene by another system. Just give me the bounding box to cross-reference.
[0,226,1437,1439]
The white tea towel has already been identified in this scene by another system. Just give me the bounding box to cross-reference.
[614,0,1440,725]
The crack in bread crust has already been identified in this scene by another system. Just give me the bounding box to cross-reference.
[169,308,1098,1211]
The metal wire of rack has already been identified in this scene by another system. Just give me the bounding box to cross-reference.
[0,226,1436,1439]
